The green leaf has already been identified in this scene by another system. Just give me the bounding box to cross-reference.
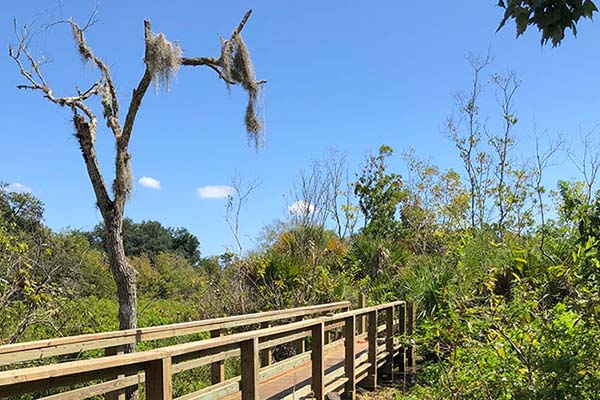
[583,0,598,18]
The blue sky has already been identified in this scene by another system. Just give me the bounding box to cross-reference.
[2,1,599,255]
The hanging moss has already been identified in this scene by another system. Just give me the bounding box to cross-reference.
[219,32,263,146]
[145,32,182,92]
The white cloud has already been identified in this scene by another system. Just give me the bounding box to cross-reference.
[7,182,32,193]
[197,185,235,199]
[138,176,161,190]
[289,200,315,216]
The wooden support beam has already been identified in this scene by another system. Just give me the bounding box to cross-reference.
[294,316,306,355]
[357,293,367,334]
[397,302,407,375]
[311,322,325,400]
[382,306,395,378]
[358,310,378,390]
[104,346,125,400]
[259,322,272,367]
[240,338,259,400]
[210,329,225,384]
[406,302,417,375]
[343,315,356,400]
[144,357,172,400]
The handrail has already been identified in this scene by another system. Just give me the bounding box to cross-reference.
[0,300,351,367]
[0,299,416,400]
[0,303,399,383]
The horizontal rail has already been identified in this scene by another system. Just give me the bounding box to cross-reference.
[0,299,414,400]
[0,301,351,367]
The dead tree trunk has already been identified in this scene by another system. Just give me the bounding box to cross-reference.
[10,9,264,353]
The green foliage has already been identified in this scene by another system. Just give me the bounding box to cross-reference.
[90,218,201,265]
[355,145,408,239]
[0,182,44,234]
[497,0,598,46]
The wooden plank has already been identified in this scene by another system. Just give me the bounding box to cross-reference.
[311,322,325,400]
[104,346,126,400]
[172,348,239,374]
[259,330,310,351]
[397,302,407,374]
[145,357,172,400]
[383,306,394,378]
[176,376,240,400]
[240,338,259,400]
[294,316,306,355]
[343,315,356,400]
[357,294,366,334]
[210,330,225,385]
[259,322,272,367]
[40,373,143,400]
[407,302,417,375]
[358,310,377,390]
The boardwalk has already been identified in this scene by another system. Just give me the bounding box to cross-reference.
[247,340,369,400]
[0,298,416,400]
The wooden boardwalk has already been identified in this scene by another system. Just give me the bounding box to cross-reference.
[0,298,416,400]
[233,340,369,400]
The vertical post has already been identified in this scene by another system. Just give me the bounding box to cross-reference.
[383,306,395,378]
[210,329,225,384]
[311,322,325,400]
[145,357,172,400]
[240,337,260,400]
[357,293,367,334]
[406,302,417,375]
[343,315,356,400]
[397,302,407,375]
[359,310,378,390]
[104,346,125,400]
[260,321,272,367]
[295,316,306,354]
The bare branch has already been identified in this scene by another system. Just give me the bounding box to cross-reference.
[68,19,121,135]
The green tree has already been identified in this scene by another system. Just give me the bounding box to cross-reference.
[497,0,598,46]
[354,145,407,238]
[90,219,200,265]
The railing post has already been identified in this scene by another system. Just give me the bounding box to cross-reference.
[382,305,395,379]
[343,315,356,400]
[260,322,272,367]
[295,316,306,354]
[145,357,172,400]
[407,302,417,375]
[311,322,325,400]
[104,346,125,400]
[358,310,378,390]
[240,337,260,400]
[357,293,367,334]
[397,302,407,375]
[210,329,225,384]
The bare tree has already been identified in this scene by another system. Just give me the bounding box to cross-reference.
[488,71,521,239]
[532,132,564,263]
[289,160,331,229]
[225,174,262,255]
[447,53,493,230]
[568,127,600,204]
[323,150,357,239]
[9,9,264,351]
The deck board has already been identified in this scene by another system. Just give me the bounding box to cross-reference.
[224,339,369,400]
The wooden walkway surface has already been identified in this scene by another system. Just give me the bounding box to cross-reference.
[246,340,369,400]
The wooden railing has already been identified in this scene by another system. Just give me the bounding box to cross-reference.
[0,298,416,400]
